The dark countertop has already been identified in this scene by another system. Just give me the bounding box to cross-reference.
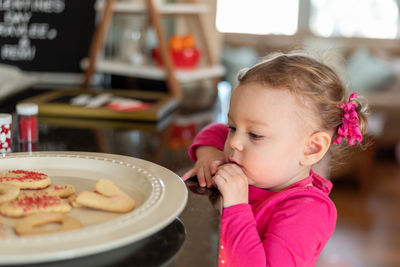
[0,88,223,267]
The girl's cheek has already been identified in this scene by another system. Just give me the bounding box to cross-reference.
[223,143,231,156]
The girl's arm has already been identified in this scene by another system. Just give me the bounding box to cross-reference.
[188,123,228,161]
[181,123,229,187]
[220,194,336,266]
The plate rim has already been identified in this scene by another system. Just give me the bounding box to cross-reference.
[0,151,188,264]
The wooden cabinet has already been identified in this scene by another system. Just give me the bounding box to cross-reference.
[83,0,225,101]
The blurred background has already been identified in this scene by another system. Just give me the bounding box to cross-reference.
[0,1,400,266]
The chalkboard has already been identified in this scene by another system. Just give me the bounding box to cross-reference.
[0,0,96,73]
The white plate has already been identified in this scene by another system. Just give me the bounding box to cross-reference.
[0,151,188,264]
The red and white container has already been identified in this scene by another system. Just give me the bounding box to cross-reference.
[16,103,38,143]
[0,113,12,153]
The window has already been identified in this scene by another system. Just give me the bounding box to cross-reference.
[216,0,299,35]
[310,0,399,39]
[216,0,399,39]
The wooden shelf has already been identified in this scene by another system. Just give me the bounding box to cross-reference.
[95,1,209,15]
[84,0,223,100]
[82,58,225,83]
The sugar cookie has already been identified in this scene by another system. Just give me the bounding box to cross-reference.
[15,212,82,236]
[0,170,51,189]
[43,184,75,198]
[18,184,75,201]
[67,194,83,208]
[0,183,20,204]
[76,179,135,213]
[0,193,71,217]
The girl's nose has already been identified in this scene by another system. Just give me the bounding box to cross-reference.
[229,133,243,151]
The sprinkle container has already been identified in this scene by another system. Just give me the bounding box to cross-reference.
[0,113,12,153]
[16,103,38,143]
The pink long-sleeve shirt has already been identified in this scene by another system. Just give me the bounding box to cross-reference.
[188,123,337,267]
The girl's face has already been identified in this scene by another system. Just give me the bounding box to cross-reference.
[224,82,313,191]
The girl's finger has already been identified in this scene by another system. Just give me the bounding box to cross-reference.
[197,168,207,187]
[217,164,235,178]
[214,168,230,183]
[210,160,223,175]
[181,168,196,181]
[203,167,213,188]
[213,173,228,192]
[222,163,243,177]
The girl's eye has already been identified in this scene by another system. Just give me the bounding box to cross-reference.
[227,125,236,132]
[249,132,263,139]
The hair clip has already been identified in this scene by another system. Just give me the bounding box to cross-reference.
[332,92,362,146]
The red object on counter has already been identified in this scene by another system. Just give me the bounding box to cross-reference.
[168,122,197,150]
[16,103,38,144]
[152,48,201,69]
[19,142,38,152]
[18,116,38,142]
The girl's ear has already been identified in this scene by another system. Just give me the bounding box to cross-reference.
[300,131,331,166]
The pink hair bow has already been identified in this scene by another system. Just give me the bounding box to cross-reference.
[332,92,362,146]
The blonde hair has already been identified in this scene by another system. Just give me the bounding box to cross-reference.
[237,51,368,160]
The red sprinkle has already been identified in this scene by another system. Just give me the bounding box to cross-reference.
[16,194,60,212]
[0,170,48,182]
[54,185,67,190]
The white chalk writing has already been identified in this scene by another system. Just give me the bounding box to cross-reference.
[0,0,65,61]
[0,0,65,13]
[1,36,35,60]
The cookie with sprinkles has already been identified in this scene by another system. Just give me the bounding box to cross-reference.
[0,170,51,189]
[44,184,75,198]
[18,184,75,200]
[0,183,20,204]
[0,192,71,217]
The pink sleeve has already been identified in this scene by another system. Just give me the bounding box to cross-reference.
[220,194,337,266]
[188,123,229,161]
[220,204,266,266]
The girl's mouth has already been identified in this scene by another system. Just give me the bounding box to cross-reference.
[228,158,242,168]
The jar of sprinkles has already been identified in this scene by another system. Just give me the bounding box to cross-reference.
[0,113,12,153]
[16,103,38,143]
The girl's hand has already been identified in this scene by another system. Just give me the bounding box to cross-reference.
[181,146,226,188]
[213,163,249,208]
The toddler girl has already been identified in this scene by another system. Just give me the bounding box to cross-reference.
[182,51,368,266]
